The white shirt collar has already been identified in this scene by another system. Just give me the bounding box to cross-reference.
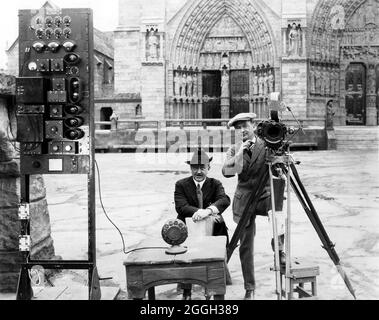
[193,178,206,189]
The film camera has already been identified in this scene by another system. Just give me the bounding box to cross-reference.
[256,93,295,150]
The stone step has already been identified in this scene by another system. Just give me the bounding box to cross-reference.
[334,127,379,150]
[335,137,379,141]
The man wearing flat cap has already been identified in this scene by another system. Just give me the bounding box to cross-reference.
[222,113,285,300]
[174,148,231,300]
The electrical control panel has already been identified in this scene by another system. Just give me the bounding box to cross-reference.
[16,7,94,174]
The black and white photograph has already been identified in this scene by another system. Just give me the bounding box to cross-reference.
[0,0,378,304]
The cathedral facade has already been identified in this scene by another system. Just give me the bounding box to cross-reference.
[113,0,379,127]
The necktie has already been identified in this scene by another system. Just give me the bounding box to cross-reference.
[196,184,203,209]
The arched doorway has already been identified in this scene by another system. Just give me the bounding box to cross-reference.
[346,63,366,125]
[309,0,379,126]
[168,0,277,121]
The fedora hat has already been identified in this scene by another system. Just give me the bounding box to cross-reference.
[185,148,213,165]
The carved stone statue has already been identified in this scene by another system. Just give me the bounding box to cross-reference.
[268,69,274,93]
[179,74,186,96]
[288,23,301,56]
[326,100,335,129]
[253,72,259,95]
[186,73,193,97]
[193,74,198,97]
[263,72,268,96]
[174,72,180,96]
[221,70,230,98]
[147,29,159,61]
[258,73,265,96]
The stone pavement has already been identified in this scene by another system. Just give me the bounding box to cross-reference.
[39,150,379,300]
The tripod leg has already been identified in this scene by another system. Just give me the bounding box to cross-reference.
[16,265,33,300]
[226,168,270,262]
[268,164,282,300]
[282,164,357,299]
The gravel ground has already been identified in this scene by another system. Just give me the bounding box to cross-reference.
[42,150,379,300]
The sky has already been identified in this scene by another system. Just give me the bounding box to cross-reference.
[0,0,119,69]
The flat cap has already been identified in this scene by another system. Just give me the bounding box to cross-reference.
[227,112,257,128]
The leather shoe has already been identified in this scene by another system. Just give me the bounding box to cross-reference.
[244,290,254,300]
[182,289,192,300]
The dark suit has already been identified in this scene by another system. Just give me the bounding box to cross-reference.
[174,177,230,242]
[222,137,271,291]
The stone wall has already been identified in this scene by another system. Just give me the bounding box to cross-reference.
[0,73,55,293]
[281,61,308,118]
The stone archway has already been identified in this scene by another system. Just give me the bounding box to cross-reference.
[309,0,379,126]
[167,0,277,120]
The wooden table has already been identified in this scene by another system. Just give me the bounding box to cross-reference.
[123,236,227,300]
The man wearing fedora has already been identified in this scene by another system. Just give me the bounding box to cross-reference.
[222,113,285,300]
[174,148,231,300]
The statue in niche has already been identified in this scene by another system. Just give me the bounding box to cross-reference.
[288,23,301,56]
[193,74,198,97]
[147,28,159,61]
[221,70,230,98]
[262,72,268,96]
[174,72,180,96]
[326,100,335,130]
[186,73,193,97]
[253,71,259,95]
[258,73,265,96]
[268,69,274,94]
[179,74,186,97]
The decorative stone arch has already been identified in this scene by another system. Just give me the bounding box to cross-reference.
[167,0,278,120]
[170,0,277,68]
[308,0,379,126]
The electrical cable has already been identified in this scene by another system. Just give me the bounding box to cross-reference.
[94,159,168,255]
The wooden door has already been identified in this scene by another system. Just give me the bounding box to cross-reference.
[230,70,249,118]
[345,63,366,125]
[202,71,221,119]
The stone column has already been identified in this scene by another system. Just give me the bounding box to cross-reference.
[0,74,55,293]
[366,63,377,126]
